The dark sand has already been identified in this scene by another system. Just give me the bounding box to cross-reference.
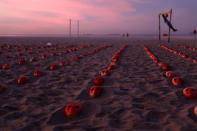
[0,37,197,131]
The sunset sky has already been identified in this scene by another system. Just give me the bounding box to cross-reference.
[0,0,197,35]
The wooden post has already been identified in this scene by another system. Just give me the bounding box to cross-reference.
[77,20,79,37]
[168,9,172,43]
[69,19,71,38]
[159,15,161,41]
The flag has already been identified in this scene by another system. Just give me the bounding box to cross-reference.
[162,14,177,32]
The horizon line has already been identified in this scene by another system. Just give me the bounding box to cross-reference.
[0,33,195,37]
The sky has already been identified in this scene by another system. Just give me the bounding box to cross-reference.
[0,0,197,35]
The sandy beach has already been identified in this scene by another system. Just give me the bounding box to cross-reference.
[0,37,197,131]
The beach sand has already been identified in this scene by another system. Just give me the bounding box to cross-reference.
[0,37,197,131]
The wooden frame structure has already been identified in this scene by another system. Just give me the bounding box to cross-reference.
[158,9,172,42]
[68,19,80,38]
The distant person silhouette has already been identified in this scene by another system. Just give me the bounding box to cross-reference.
[126,33,129,37]
[122,33,125,37]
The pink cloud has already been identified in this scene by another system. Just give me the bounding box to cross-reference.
[0,0,150,34]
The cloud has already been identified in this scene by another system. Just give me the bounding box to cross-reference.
[27,11,60,17]
[0,16,35,24]
[0,0,183,34]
